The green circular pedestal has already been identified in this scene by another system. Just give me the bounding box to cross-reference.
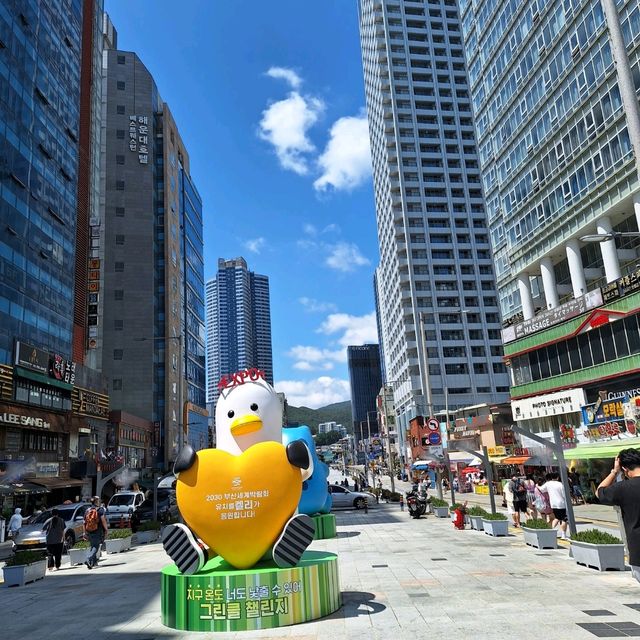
[312,513,337,539]
[161,551,340,632]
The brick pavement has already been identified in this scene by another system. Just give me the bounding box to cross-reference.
[1,504,639,639]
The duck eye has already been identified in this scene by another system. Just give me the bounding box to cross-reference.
[227,410,235,418]
[250,403,258,411]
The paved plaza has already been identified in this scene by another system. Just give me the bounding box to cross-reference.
[1,502,639,640]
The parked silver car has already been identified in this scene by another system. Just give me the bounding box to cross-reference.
[14,502,91,552]
[328,485,375,510]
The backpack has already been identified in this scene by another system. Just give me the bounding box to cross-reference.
[84,506,99,532]
[513,479,527,496]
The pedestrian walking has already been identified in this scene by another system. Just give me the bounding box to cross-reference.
[568,467,585,505]
[597,449,640,584]
[502,478,515,525]
[508,474,528,527]
[7,507,22,539]
[354,480,359,493]
[399,494,404,511]
[534,476,553,524]
[84,496,108,569]
[45,508,65,570]
[539,472,569,539]
[524,473,538,520]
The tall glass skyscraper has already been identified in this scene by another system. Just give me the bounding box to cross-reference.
[205,257,273,427]
[461,0,640,456]
[0,0,82,363]
[358,0,510,436]
[348,344,383,446]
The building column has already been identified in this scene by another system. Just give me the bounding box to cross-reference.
[566,239,587,299]
[539,256,559,309]
[517,272,535,320]
[597,216,622,283]
[634,193,640,233]
[602,0,640,181]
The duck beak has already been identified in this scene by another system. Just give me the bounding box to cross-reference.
[230,414,263,436]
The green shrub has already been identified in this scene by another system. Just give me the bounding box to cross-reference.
[73,540,90,549]
[523,518,551,530]
[430,497,448,508]
[4,550,47,567]
[449,503,463,512]
[389,492,401,502]
[572,529,622,545]
[483,513,507,521]
[467,506,488,517]
[137,520,161,532]
[107,528,132,539]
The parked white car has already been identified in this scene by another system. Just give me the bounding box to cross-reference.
[106,490,145,526]
[328,485,375,510]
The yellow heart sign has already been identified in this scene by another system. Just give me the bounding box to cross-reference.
[176,441,302,569]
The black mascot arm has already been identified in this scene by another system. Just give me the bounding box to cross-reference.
[286,440,310,470]
[173,444,196,476]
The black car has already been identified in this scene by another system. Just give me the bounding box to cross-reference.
[131,488,178,530]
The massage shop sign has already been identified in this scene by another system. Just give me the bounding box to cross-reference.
[580,387,640,444]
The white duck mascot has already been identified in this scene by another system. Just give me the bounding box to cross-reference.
[161,369,315,574]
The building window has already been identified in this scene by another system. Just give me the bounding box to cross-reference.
[117,80,125,90]
[116,105,125,114]
[117,55,126,64]
[113,379,123,390]
[115,262,124,272]
[116,129,125,139]
[116,154,125,165]
[115,207,125,217]
[114,319,123,330]
[115,234,125,245]
[113,349,123,360]
[114,290,124,300]
[116,180,125,190]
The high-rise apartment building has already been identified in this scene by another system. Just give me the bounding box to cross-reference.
[98,30,206,467]
[348,344,383,445]
[205,257,273,419]
[461,0,640,457]
[358,0,510,438]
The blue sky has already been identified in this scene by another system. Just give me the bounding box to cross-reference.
[105,1,379,408]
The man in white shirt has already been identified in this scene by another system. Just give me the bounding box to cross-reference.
[539,472,569,539]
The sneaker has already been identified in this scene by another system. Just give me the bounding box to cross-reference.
[162,523,205,575]
[85,561,92,570]
[273,514,315,568]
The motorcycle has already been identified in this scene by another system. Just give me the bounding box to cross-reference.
[406,490,427,519]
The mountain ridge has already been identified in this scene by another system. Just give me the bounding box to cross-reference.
[286,400,352,434]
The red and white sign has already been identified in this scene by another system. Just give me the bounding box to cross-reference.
[427,418,439,432]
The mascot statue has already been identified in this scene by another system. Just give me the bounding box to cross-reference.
[161,369,315,573]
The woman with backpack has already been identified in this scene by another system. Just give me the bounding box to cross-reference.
[508,473,528,528]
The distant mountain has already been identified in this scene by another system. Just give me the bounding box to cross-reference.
[286,400,352,434]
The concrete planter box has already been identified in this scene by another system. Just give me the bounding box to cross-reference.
[571,540,625,571]
[464,515,471,526]
[482,518,509,537]
[105,536,132,554]
[433,506,449,518]
[134,530,160,545]
[2,559,46,587]
[522,527,557,550]
[70,547,102,565]
[469,515,484,531]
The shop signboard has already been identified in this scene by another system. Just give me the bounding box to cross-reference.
[601,266,640,303]
[36,462,59,477]
[502,289,602,343]
[14,342,49,374]
[501,427,515,445]
[487,445,506,458]
[512,388,586,421]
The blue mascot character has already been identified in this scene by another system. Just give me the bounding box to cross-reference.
[282,426,332,515]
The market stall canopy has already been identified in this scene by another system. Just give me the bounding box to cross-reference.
[564,440,640,460]
[460,466,479,474]
[411,461,432,470]
[0,481,50,495]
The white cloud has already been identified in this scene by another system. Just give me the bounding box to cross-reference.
[318,312,378,347]
[266,66,302,89]
[314,113,372,192]
[299,297,338,313]
[244,237,266,254]
[258,91,324,175]
[287,345,345,371]
[275,377,351,409]
[303,223,317,236]
[325,242,370,272]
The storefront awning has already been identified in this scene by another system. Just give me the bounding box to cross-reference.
[564,440,640,460]
[31,477,85,490]
[15,366,73,390]
[488,456,507,464]
[447,451,481,464]
[500,455,530,465]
